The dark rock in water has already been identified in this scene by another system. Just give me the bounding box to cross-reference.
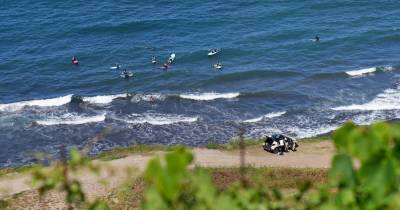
[71,95,84,104]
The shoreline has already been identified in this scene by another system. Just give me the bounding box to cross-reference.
[0,135,330,174]
[0,138,333,200]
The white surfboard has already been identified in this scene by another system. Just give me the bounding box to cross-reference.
[167,53,175,64]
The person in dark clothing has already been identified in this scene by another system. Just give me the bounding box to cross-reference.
[263,134,298,155]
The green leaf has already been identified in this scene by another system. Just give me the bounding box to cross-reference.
[329,154,355,188]
[333,122,356,152]
[87,200,109,210]
[70,148,83,167]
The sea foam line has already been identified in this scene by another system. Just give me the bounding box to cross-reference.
[243,111,286,123]
[36,113,106,126]
[344,65,395,77]
[179,92,240,101]
[116,113,198,125]
[332,87,400,111]
[82,94,127,104]
[345,67,376,76]
[0,94,73,112]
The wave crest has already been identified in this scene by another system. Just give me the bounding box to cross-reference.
[243,111,286,123]
[0,95,73,112]
[116,113,198,125]
[345,65,395,77]
[82,94,127,104]
[345,67,376,76]
[180,92,240,101]
[36,113,106,126]
[333,87,400,111]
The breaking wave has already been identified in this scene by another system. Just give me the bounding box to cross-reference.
[243,111,286,123]
[286,125,339,138]
[179,92,240,101]
[36,113,106,126]
[82,94,127,104]
[345,65,394,77]
[333,87,400,111]
[130,94,166,103]
[345,67,376,76]
[0,95,73,112]
[0,92,242,112]
[115,113,198,125]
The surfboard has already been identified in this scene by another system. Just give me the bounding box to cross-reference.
[120,72,133,78]
[110,65,121,70]
[168,53,175,63]
[213,64,223,70]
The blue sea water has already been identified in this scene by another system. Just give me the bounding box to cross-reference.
[1,1,400,166]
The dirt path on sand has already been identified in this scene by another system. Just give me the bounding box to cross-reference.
[0,141,333,209]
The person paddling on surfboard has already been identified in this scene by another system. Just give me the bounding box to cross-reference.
[71,56,79,65]
[121,69,132,79]
[167,53,175,64]
[161,63,169,71]
[315,35,320,42]
[149,95,156,104]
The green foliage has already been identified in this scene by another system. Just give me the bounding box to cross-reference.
[317,122,400,210]
[0,199,8,209]
[94,144,182,161]
[206,138,265,150]
[141,147,289,210]
[87,200,110,210]
[0,165,38,177]
[29,121,400,209]
[141,122,400,210]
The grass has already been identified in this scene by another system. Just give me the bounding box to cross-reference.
[93,144,185,161]
[108,178,146,209]
[0,199,8,209]
[206,167,327,190]
[109,166,328,208]
[0,165,38,177]
[205,138,264,150]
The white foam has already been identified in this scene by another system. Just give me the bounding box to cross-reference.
[345,67,376,76]
[82,94,127,104]
[287,125,339,139]
[130,94,165,103]
[351,111,385,125]
[0,95,73,112]
[333,87,400,111]
[179,92,240,101]
[36,113,106,126]
[117,113,198,125]
[382,65,394,72]
[243,111,286,123]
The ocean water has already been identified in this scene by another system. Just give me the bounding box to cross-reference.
[1,1,400,166]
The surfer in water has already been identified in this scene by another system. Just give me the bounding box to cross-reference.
[315,35,320,42]
[122,69,128,76]
[161,63,169,71]
[152,56,157,64]
[149,95,156,104]
[71,56,79,65]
